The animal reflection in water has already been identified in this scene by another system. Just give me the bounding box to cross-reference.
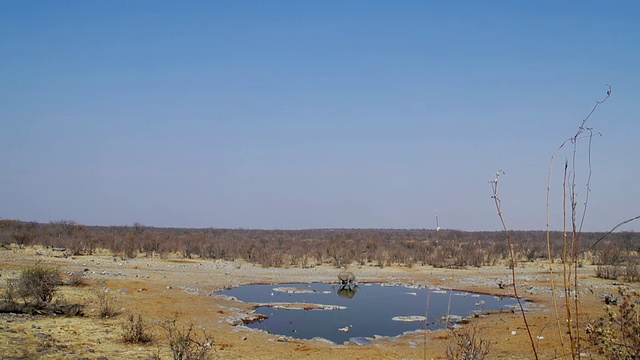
[337,284,359,299]
[337,270,358,299]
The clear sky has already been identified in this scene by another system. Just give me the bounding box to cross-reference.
[1,1,638,231]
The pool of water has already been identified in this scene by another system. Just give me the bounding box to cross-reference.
[218,283,520,344]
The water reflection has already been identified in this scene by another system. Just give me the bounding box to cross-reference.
[218,283,520,344]
[337,284,359,299]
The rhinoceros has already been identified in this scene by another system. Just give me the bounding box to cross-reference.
[338,271,356,285]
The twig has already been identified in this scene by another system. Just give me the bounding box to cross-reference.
[546,146,568,356]
[563,160,577,358]
[424,288,431,360]
[491,170,539,360]
[591,215,640,248]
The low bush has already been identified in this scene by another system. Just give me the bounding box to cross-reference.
[66,272,87,287]
[587,287,640,359]
[163,319,214,360]
[1,265,86,316]
[122,313,153,344]
[17,264,61,305]
[97,289,116,318]
[1,278,19,308]
[446,325,491,360]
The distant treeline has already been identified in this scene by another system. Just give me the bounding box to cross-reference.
[1,219,638,279]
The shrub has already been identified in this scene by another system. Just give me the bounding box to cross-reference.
[12,231,35,248]
[626,260,639,282]
[66,272,87,287]
[17,264,61,304]
[97,289,116,318]
[163,319,214,360]
[1,278,19,307]
[587,287,640,359]
[595,264,623,280]
[594,246,640,282]
[122,313,153,344]
[446,325,491,360]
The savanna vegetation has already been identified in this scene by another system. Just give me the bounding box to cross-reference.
[2,219,639,359]
[1,219,638,279]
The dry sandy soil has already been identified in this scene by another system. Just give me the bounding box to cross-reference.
[0,246,631,359]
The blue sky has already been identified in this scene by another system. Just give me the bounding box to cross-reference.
[1,1,638,231]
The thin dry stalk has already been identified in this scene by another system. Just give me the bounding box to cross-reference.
[424,288,432,360]
[570,89,610,355]
[490,171,538,360]
[546,85,612,358]
[591,215,640,248]
[445,277,454,329]
[562,161,576,356]
[546,149,568,355]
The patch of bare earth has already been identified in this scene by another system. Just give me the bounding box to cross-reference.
[0,246,627,359]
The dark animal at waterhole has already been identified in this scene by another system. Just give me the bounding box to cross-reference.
[338,271,356,285]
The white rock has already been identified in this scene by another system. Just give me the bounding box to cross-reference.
[392,316,426,322]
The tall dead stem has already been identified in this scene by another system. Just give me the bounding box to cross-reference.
[424,288,431,360]
[545,85,611,358]
[546,147,568,356]
[491,170,539,360]
[562,160,574,356]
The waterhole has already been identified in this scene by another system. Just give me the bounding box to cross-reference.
[218,283,520,344]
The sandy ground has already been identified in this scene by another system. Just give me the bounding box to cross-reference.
[0,246,632,359]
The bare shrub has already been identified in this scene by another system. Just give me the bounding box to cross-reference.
[51,219,78,238]
[459,242,485,268]
[446,325,491,360]
[587,287,640,359]
[1,278,19,308]
[66,272,87,287]
[521,241,546,262]
[594,245,625,266]
[5,221,38,249]
[163,319,214,360]
[625,257,639,282]
[595,264,623,280]
[12,231,35,249]
[122,313,153,344]
[17,264,61,305]
[594,245,639,282]
[122,233,138,258]
[97,289,116,318]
